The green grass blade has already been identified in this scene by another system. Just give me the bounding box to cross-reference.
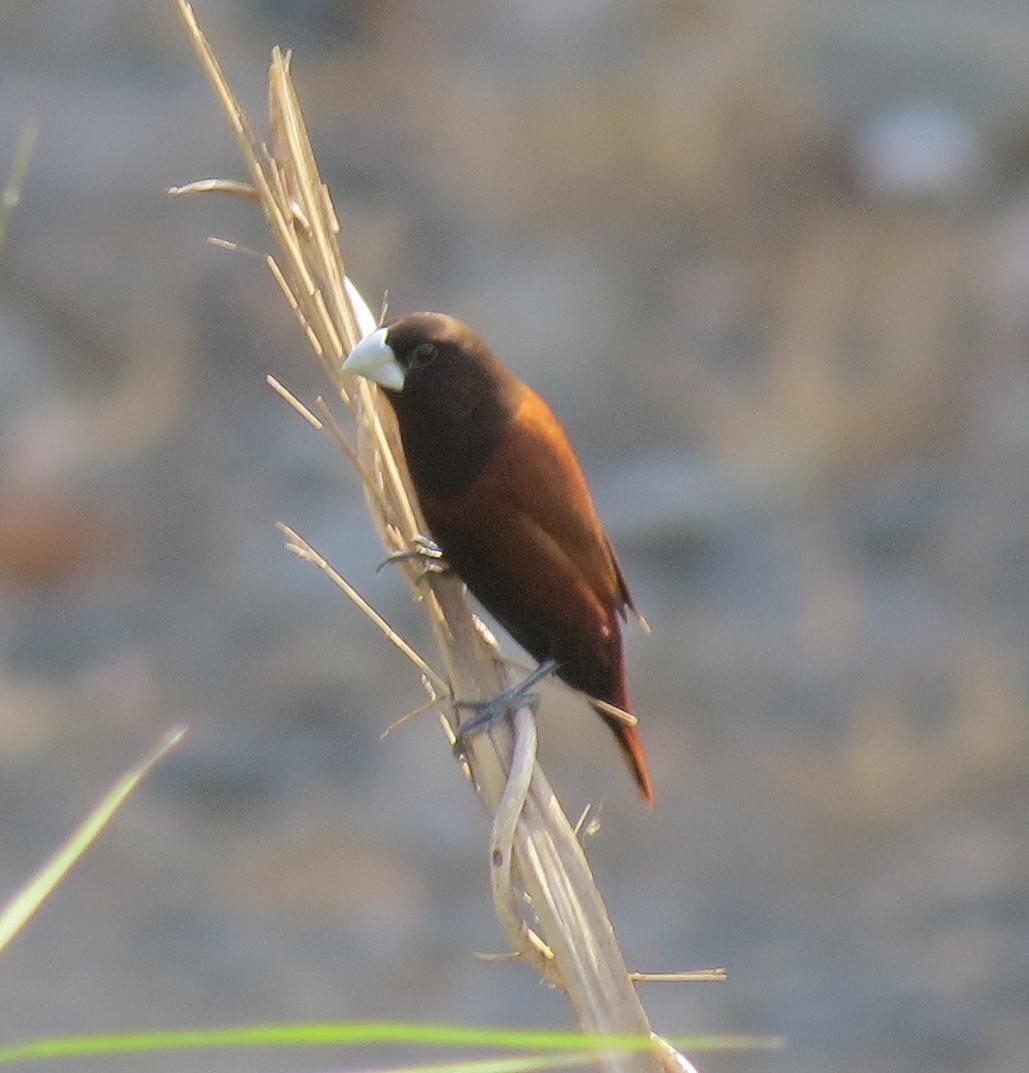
[0,725,187,956]
[0,122,37,258]
[0,1022,784,1065]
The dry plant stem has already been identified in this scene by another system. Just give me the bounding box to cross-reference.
[632,970,726,984]
[475,953,726,985]
[266,374,322,428]
[176,7,674,1071]
[277,524,448,697]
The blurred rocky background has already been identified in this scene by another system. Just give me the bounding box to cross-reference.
[1,2,1027,1072]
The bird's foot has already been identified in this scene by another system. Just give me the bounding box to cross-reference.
[376,534,448,578]
[453,659,559,745]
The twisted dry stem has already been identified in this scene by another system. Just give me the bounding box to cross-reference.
[174,6,684,1070]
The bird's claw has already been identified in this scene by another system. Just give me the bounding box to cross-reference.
[452,659,558,753]
[454,690,543,744]
[376,535,448,577]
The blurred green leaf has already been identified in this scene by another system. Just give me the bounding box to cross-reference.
[0,122,37,258]
[0,726,187,956]
[0,1021,783,1065]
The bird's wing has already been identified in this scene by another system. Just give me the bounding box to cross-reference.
[492,388,635,617]
[604,533,643,625]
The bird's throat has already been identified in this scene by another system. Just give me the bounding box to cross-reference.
[390,389,513,500]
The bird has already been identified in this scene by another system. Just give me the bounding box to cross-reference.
[343,312,654,804]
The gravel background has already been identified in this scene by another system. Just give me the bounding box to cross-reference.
[1,4,1027,1072]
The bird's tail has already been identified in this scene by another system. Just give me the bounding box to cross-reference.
[592,703,655,806]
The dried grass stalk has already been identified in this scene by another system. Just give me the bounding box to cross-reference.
[174,6,690,1071]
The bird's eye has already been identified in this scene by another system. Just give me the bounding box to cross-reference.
[411,342,437,368]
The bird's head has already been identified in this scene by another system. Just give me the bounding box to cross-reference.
[341,311,523,493]
[342,312,484,394]
[343,311,522,437]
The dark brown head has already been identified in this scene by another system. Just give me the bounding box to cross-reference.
[342,312,523,497]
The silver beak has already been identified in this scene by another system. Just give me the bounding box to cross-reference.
[341,327,406,392]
